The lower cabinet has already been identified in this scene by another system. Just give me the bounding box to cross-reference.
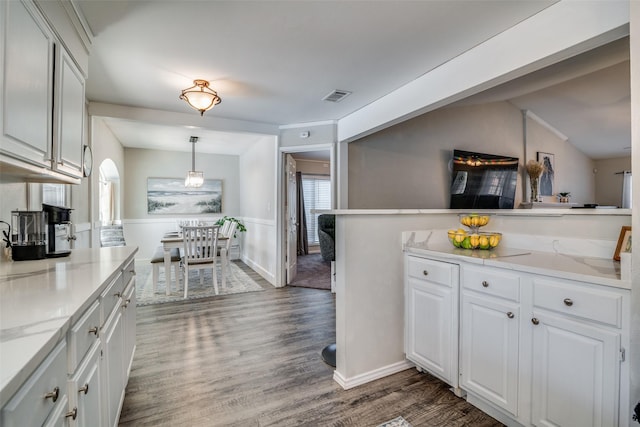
[1,255,136,427]
[404,255,459,387]
[404,253,629,427]
[460,292,519,416]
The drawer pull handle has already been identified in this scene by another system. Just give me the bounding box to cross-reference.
[89,326,99,337]
[129,270,136,275]
[563,298,573,307]
[422,270,428,276]
[506,312,514,319]
[482,281,489,287]
[65,408,78,420]
[114,292,121,298]
[45,386,59,402]
[79,383,89,394]
[531,318,539,325]
[122,298,131,308]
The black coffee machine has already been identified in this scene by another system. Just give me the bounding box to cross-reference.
[42,204,74,258]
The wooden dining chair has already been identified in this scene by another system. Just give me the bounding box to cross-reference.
[181,225,219,298]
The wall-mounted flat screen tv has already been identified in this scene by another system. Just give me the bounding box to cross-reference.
[449,149,519,209]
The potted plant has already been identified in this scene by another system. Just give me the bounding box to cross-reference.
[557,192,571,203]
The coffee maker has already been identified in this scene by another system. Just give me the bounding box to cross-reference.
[10,210,47,261]
[42,204,74,258]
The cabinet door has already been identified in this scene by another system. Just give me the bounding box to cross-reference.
[461,292,519,415]
[70,343,103,427]
[531,312,620,427]
[405,272,457,387]
[2,0,54,166]
[102,311,125,427]
[53,46,84,178]
[122,280,136,379]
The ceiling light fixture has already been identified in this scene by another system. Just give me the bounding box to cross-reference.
[185,136,204,187]
[179,79,221,116]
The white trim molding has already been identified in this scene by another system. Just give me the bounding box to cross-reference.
[333,360,414,390]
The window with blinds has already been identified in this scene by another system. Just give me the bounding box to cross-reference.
[302,174,331,245]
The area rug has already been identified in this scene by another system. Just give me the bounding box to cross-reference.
[377,416,413,427]
[135,261,264,306]
[288,253,331,290]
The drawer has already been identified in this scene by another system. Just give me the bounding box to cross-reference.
[122,258,136,287]
[461,265,520,302]
[101,272,124,326]
[68,300,100,373]
[2,340,67,427]
[407,256,455,287]
[533,278,623,328]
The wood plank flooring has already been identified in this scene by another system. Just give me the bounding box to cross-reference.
[119,263,502,427]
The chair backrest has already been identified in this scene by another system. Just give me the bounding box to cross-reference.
[100,225,126,247]
[182,225,219,265]
[219,220,232,238]
[223,221,237,249]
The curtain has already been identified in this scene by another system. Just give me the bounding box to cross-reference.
[622,171,632,209]
[296,171,308,255]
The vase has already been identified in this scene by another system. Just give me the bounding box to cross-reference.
[530,177,540,202]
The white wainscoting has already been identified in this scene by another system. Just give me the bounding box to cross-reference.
[121,217,277,286]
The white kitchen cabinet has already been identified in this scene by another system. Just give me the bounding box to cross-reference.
[530,277,623,427]
[0,0,85,182]
[69,343,103,427]
[122,278,137,378]
[460,265,521,416]
[1,0,55,167]
[53,46,85,178]
[102,309,125,427]
[404,255,459,387]
[460,292,519,416]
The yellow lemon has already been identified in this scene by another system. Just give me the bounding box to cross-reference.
[454,233,466,244]
[479,236,490,249]
[456,228,467,234]
[447,229,456,239]
[489,235,500,247]
[469,234,480,248]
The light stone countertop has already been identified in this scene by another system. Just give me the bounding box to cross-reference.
[0,246,138,407]
[403,231,626,290]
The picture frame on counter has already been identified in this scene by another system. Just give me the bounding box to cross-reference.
[613,225,631,261]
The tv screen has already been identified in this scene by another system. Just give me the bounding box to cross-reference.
[449,149,519,209]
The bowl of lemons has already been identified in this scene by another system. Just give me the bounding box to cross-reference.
[447,229,502,250]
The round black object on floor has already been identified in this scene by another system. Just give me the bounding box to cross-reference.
[321,343,336,367]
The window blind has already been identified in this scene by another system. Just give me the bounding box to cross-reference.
[302,174,331,245]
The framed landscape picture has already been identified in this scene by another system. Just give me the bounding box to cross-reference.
[147,178,222,214]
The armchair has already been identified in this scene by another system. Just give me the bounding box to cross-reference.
[318,214,335,262]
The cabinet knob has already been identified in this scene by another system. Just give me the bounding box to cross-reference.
[531,318,539,325]
[122,298,131,308]
[88,326,99,337]
[422,270,428,276]
[78,383,89,395]
[114,292,121,298]
[506,312,514,319]
[65,408,78,420]
[482,280,489,287]
[129,270,136,276]
[563,298,573,307]
[45,386,59,402]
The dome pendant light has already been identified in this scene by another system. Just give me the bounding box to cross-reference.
[179,79,221,116]
[185,136,204,187]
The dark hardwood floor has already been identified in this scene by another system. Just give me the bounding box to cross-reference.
[119,263,502,427]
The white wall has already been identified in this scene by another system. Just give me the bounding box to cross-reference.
[294,159,330,176]
[239,137,278,284]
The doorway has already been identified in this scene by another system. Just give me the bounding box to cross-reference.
[279,145,334,288]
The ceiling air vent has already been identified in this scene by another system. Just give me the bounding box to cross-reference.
[322,89,352,103]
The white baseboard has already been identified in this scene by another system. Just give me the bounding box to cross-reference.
[333,360,414,390]
[241,255,276,286]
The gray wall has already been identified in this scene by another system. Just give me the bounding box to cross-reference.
[123,147,240,219]
[594,156,632,207]
[348,101,598,208]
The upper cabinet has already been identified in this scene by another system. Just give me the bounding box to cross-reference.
[0,0,91,184]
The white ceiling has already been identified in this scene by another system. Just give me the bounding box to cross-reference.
[75,1,630,159]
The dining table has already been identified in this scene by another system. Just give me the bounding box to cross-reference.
[160,229,228,295]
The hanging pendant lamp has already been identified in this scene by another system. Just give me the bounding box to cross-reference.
[185,136,204,187]
[179,79,221,116]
